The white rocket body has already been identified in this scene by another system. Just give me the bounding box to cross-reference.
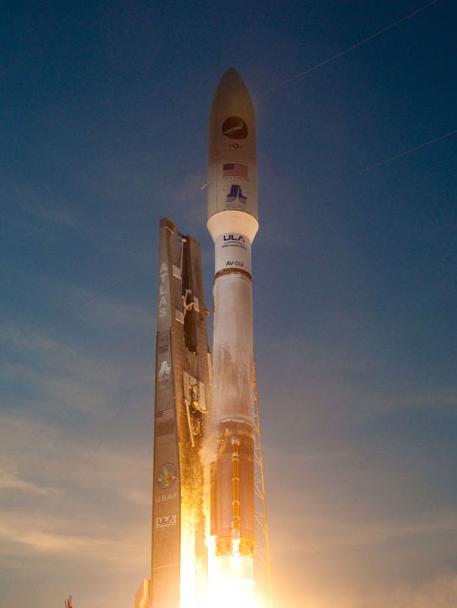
[208,68,258,557]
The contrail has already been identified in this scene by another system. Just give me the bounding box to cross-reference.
[342,127,457,180]
[274,0,440,90]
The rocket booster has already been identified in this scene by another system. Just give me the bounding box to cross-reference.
[207,68,258,558]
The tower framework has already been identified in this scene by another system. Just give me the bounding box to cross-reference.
[149,218,210,608]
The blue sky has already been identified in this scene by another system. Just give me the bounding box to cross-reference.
[1,1,456,607]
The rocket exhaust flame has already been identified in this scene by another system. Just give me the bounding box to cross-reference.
[206,536,265,608]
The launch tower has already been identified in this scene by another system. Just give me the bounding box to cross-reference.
[150,219,211,608]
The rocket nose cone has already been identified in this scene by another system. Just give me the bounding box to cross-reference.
[219,67,244,88]
[210,67,254,122]
[214,68,249,100]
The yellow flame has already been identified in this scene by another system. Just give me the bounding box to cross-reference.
[206,537,265,608]
[179,528,265,608]
[207,567,260,608]
[178,456,266,608]
[179,516,196,608]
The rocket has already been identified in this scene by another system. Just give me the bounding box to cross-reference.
[207,68,259,558]
[135,67,268,608]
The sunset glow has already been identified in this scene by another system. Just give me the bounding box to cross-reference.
[179,527,266,608]
[3,2,456,608]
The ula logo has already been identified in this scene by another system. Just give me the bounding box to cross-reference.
[223,234,245,244]
[156,514,176,528]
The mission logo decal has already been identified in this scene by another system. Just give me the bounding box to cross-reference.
[222,116,248,139]
[156,514,176,528]
[157,463,177,489]
[155,408,175,437]
[226,184,247,204]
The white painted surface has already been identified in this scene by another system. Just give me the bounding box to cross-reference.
[215,233,252,274]
[207,209,259,242]
[211,272,254,426]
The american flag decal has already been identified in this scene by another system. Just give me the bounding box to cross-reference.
[223,163,248,179]
[157,407,174,421]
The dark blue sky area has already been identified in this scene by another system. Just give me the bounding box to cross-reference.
[1,2,456,607]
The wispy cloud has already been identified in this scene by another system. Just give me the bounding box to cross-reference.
[259,333,457,424]
[1,324,121,416]
[17,199,84,230]
[380,575,457,608]
[0,470,50,495]
[0,412,151,500]
[61,285,153,329]
[276,574,457,608]
[0,297,152,420]
[287,509,457,554]
[5,180,87,231]
[0,509,146,570]
[0,411,151,574]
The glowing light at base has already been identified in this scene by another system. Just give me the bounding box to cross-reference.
[206,537,265,608]
[178,530,265,608]
[179,514,198,608]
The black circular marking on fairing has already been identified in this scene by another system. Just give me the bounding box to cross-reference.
[222,116,248,139]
